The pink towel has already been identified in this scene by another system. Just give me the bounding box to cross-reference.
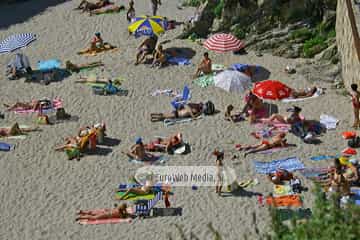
[13,98,63,114]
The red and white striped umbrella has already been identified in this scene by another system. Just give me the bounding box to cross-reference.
[203,33,245,53]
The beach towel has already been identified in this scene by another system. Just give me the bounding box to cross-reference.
[128,155,168,165]
[266,195,302,207]
[167,56,191,65]
[299,167,333,181]
[253,157,304,174]
[0,142,13,151]
[320,114,339,130]
[310,155,337,161]
[255,122,291,132]
[115,191,157,201]
[193,74,214,88]
[273,184,294,196]
[275,208,312,221]
[151,89,178,97]
[152,207,182,217]
[78,218,132,225]
[0,124,33,140]
[10,98,62,114]
[164,115,202,127]
[351,188,360,205]
[77,46,118,56]
[281,92,322,103]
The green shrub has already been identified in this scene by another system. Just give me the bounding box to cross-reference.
[290,28,314,40]
[214,0,224,19]
[327,29,336,38]
[232,26,246,39]
[303,35,327,57]
[181,0,204,7]
[270,186,360,240]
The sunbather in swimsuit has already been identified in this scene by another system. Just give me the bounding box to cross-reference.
[77,0,110,12]
[145,133,182,152]
[90,5,123,15]
[290,87,318,99]
[150,102,204,122]
[240,92,266,123]
[263,106,302,125]
[0,122,36,137]
[116,180,153,200]
[237,132,289,157]
[76,203,129,221]
[123,138,154,161]
[268,168,294,184]
[224,105,244,123]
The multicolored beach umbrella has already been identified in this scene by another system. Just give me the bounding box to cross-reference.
[0,33,37,53]
[128,16,165,37]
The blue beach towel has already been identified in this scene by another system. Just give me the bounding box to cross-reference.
[253,157,304,174]
[310,155,338,161]
[167,56,191,65]
[37,59,61,71]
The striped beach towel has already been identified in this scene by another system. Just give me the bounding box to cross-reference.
[253,157,304,174]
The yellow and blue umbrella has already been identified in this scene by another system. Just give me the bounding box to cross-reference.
[128,15,166,38]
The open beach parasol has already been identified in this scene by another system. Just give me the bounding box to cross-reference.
[0,33,37,53]
[252,80,292,100]
[128,16,165,37]
[203,33,245,53]
[214,70,251,94]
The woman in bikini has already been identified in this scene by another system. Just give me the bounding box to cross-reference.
[290,86,319,99]
[116,180,153,200]
[4,100,41,111]
[350,84,360,128]
[263,106,302,125]
[237,132,289,157]
[76,203,129,221]
[240,91,266,124]
[0,122,37,137]
[144,133,182,153]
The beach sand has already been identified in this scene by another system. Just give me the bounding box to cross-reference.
[0,0,352,239]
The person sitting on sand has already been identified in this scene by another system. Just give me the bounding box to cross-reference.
[329,162,351,196]
[150,101,215,122]
[268,168,294,184]
[263,106,302,125]
[55,136,81,151]
[116,180,153,200]
[237,132,290,157]
[76,203,129,221]
[90,32,104,51]
[224,105,244,123]
[151,44,167,68]
[126,0,135,22]
[135,35,158,65]
[240,91,266,124]
[123,138,153,160]
[344,159,359,185]
[193,52,212,78]
[0,122,37,137]
[290,86,320,99]
[144,132,183,153]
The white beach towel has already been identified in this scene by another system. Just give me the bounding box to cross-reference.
[281,89,323,103]
[320,114,339,129]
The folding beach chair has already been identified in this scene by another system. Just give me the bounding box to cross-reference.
[171,85,191,109]
[135,191,162,217]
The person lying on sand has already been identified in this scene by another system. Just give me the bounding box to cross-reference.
[76,0,110,12]
[268,168,294,184]
[193,52,212,78]
[263,106,302,125]
[0,122,37,137]
[55,136,81,151]
[240,91,266,124]
[76,203,129,221]
[224,105,244,123]
[150,102,215,122]
[4,99,51,111]
[290,86,322,99]
[116,180,153,200]
[144,132,183,153]
[90,5,124,16]
[135,35,158,65]
[237,132,290,157]
[65,60,104,73]
[151,44,167,68]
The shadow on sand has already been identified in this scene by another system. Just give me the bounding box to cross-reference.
[0,0,69,29]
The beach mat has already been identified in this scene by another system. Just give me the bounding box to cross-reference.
[10,99,62,114]
[0,142,13,151]
[266,195,302,207]
[152,208,182,217]
[167,56,191,65]
[275,208,312,221]
[253,157,304,174]
[77,47,118,57]
[115,191,156,201]
[78,218,132,225]
[273,184,294,196]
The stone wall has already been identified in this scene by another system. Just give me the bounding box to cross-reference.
[336,0,360,88]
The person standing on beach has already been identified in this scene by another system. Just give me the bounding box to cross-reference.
[150,0,161,16]
[213,149,224,196]
[350,84,360,128]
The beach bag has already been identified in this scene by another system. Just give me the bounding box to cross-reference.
[348,137,360,148]
[36,115,49,125]
[204,101,215,115]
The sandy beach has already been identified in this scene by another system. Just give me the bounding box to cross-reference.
[0,0,354,239]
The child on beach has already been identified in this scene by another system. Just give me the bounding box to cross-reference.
[350,84,360,128]
[193,52,212,78]
[126,0,135,22]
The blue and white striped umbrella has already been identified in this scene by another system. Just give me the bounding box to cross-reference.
[0,33,37,53]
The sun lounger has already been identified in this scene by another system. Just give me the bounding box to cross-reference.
[0,142,13,151]
[135,191,162,217]
[171,85,191,109]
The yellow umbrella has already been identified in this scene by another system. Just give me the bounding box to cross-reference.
[128,15,165,37]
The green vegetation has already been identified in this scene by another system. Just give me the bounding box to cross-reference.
[290,28,314,41]
[214,0,224,19]
[181,0,204,7]
[232,26,246,40]
[303,36,327,58]
[270,188,360,240]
